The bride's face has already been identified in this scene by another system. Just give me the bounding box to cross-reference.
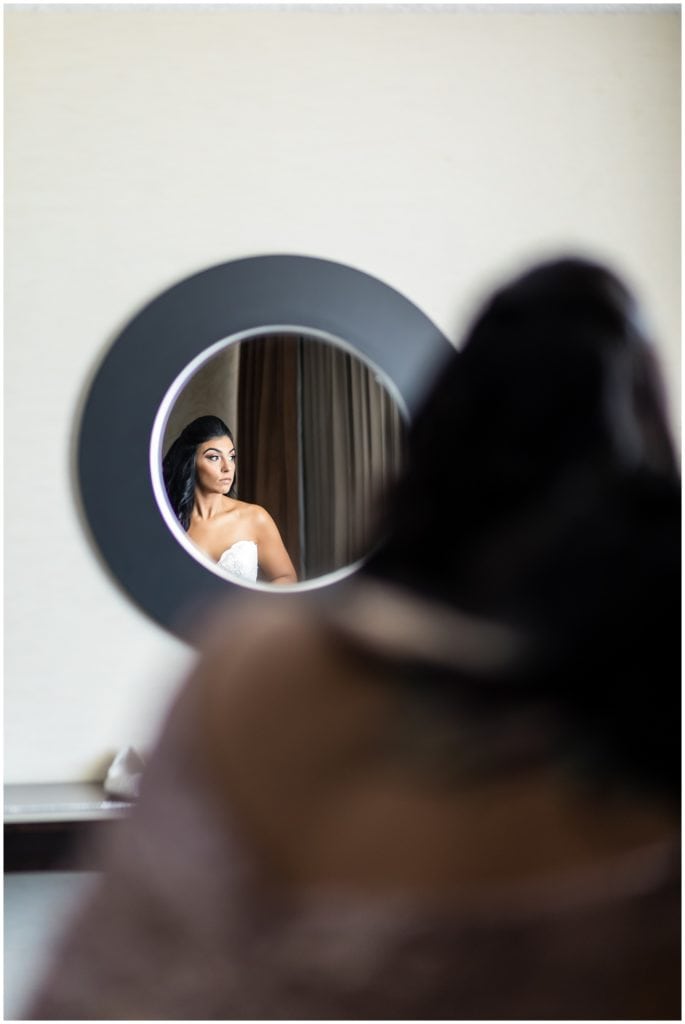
[194,435,236,495]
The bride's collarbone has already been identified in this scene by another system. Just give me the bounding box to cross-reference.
[192,497,250,524]
[189,520,257,563]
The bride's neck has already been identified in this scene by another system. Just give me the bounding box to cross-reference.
[193,490,230,520]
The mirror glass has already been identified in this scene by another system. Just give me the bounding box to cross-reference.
[151,329,407,588]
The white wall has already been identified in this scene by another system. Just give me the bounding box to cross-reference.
[5,5,680,782]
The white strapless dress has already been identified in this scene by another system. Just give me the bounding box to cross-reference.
[217,540,258,582]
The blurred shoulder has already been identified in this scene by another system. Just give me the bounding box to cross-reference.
[199,595,318,664]
[193,598,338,726]
[192,593,389,789]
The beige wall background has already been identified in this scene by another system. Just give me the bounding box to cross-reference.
[5,5,680,783]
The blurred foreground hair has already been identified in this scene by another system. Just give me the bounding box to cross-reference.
[366,258,680,798]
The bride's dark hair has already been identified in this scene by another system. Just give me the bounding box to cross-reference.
[365,257,680,797]
[371,258,676,595]
[163,415,236,530]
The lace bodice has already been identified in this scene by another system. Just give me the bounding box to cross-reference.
[217,540,258,582]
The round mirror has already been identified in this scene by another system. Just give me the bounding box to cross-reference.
[151,328,407,587]
[77,255,452,642]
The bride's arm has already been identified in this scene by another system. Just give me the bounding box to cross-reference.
[254,507,298,584]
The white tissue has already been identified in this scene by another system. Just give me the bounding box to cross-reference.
[103,746,146,801]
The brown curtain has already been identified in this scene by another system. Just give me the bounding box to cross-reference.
[237,335,301,576]
[300,340,405,578]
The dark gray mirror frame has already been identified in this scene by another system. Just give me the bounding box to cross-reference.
[78,254,453,642]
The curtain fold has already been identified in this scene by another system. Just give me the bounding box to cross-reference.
[237,335,301,576]
[300,340,404,578]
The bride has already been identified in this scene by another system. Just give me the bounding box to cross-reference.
[162,415,297,584]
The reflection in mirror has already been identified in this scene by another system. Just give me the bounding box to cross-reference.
[158,331,407,586]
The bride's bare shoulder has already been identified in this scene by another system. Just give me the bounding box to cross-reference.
[193,597,387,763]
[224,497,259,516]
[193,600,328,711]
[200,596,311,651]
